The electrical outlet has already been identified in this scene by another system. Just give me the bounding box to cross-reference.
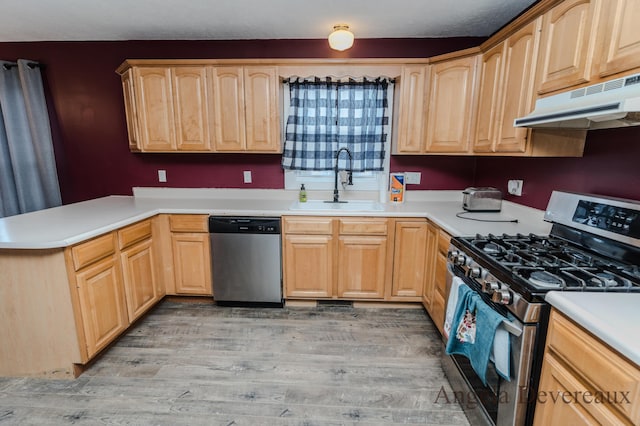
[243,170,252,184]
[157,170,167,183]
[404,172,422,185]
[508,179,523,196]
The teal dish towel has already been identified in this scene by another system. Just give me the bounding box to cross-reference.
[445,285,507,385]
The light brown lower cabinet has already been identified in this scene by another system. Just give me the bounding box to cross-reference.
[283,233,334,298]
[422,222,450,334]
[337,235,388,299]
[171,233,213,295]
[66,219,159,362]
[283,216,424,302]
[392,220,427,298]
[120,238,157,321]
[74,255,129,359]
[534,310,640,425]
[168,215,213,296]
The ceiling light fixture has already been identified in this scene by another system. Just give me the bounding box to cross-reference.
[328,24,354,51]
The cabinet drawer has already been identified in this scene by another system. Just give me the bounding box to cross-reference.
[118,219,152,249]
[437,230,451,255]
[71,233,116,271]
[283,216,333,234]
[169,214,209,232]
[339,218,388,235]
[546,311,640,422]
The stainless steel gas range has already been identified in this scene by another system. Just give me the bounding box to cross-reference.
[442,191,640,426]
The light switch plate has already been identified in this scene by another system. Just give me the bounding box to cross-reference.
[157,170,167,183]
[243,170,252,184]
[404,172,422,185]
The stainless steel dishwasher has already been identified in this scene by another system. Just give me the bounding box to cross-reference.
[209,216,283,307]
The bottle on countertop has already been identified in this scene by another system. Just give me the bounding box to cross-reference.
[299,184,307,202]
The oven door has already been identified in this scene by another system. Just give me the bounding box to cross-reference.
[442,262,538,426]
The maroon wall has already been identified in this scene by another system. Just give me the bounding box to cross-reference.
[0,38,482,203]
[474,126,640,209]
[2,38,638,209]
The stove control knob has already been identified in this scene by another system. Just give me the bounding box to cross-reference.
[482,280,500,294]
[468,266,484,279]
[448,250,467,266]
[492,289,512,305]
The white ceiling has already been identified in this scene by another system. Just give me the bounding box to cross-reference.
[0,0,538,42]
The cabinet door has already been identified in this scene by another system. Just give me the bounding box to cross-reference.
[244,67,280,152]
[396,65,428,153]
[424,226,450,334]
[75,256,128,358]
[210,67,246,151]
[536,0,599,95]
[422,223,438,310]
[596,0,640,78]
[474,43,505,153]
[172,67,211,151]
[134,67,176,151]
[171,233,213,295]
[338,235,387,299]
[392,221,427,297]
[425,55,479,153]
[496,18,541,153]
[534,354,620,426]
[283,234,334,298]
[121,238,157,321]
[121,69,141,151]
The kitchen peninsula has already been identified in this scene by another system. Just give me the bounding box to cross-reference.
[0,189,550,378]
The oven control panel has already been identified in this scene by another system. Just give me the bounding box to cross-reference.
[573,200,640,238]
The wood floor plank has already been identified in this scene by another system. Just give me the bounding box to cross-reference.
[0,300,469,425]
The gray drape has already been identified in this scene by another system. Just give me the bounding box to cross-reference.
[0,59,61,217]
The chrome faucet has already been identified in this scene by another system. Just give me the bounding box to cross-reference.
[332,147,353,202]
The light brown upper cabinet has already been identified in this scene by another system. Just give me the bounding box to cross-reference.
[121,69,141,151]
[132,67,177,151]
[536,0,600,95]
[475,19,543,154]
[244,67,280,152]
[125,66,210,152]
[209,67,246,151]
[425,54,480,153]
[594,0,640,79]
[172,67,211,151]
[120,64,280,153]
[209,66,280,153]
[394,65,429,154]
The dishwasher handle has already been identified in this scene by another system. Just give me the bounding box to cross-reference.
[209,216,281,234]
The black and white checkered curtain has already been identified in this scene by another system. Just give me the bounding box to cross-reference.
[282,77,389,172]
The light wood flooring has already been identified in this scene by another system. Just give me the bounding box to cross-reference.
[0,300,470,425]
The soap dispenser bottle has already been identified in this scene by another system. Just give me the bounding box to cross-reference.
[299,184,307,202]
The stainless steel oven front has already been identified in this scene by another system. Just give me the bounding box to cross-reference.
[442,255,548,426]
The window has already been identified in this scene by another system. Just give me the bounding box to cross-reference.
[282,77,393,190]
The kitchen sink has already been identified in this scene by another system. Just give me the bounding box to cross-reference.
[289,199,385,211]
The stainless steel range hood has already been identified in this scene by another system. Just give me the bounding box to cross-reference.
[514,72,640,130]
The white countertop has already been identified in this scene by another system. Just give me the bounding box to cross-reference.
[0,188,551,249]
[3,188,637,366]
[546,292,640,366]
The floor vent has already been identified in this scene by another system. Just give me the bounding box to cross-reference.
[317,300,353,307]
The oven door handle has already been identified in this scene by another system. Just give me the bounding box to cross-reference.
[446,261,522,337]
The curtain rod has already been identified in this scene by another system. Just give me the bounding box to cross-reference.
[2,62,46,71]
